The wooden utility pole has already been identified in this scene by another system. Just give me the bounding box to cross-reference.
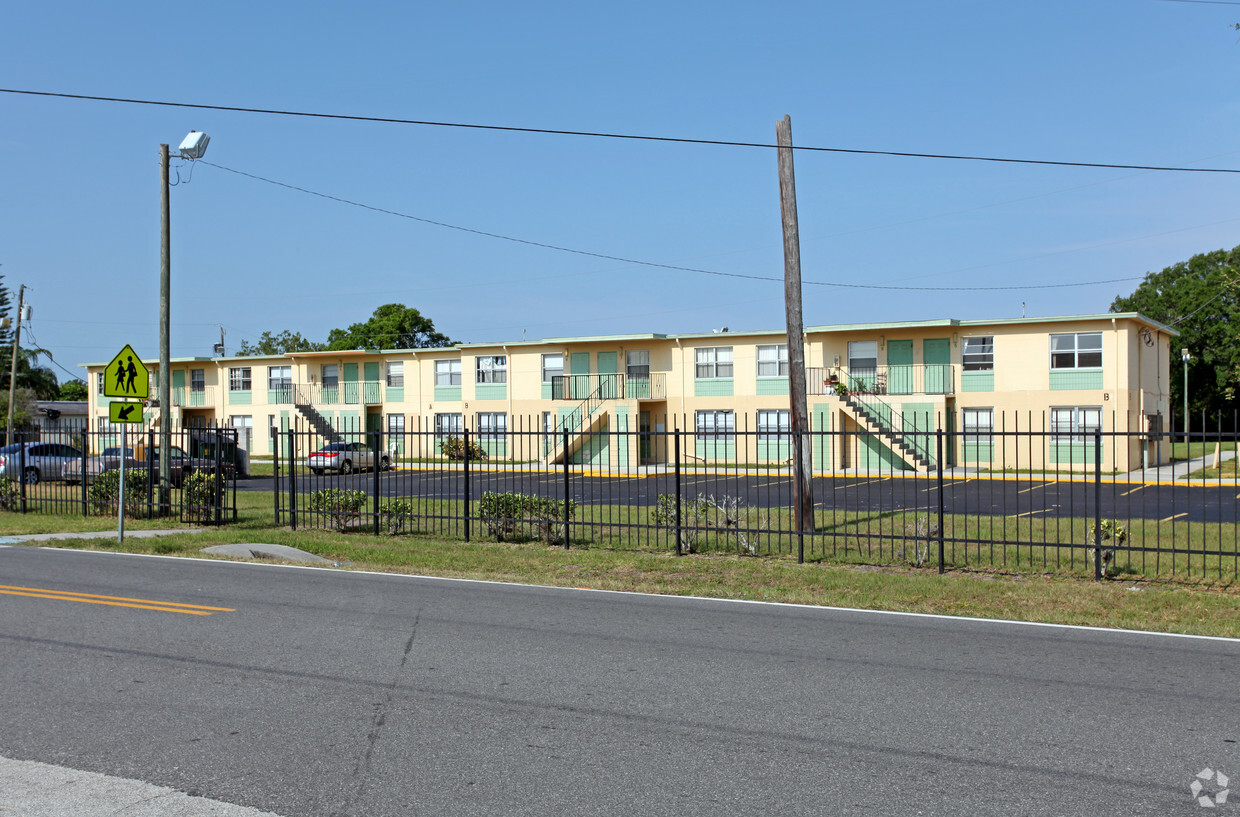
[158,143,172,513]
[776,116,814,539]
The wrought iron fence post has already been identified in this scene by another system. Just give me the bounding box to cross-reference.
[937,429,945,574]
[80,436,89,517]
[1093,427,1102,581]
[674,427,682,556]
[563,428,571,550]
[373,427,381,537]
[272,426,281,527]
[18,435,26,514]
[463,428,471,543]
[287,427,297,532]
[797,429,805,564]
[147,427,155,520]
[214,431,223,527]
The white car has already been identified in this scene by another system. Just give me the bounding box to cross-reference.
[306,442,390,475]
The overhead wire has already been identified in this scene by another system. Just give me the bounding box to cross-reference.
[4,87,1240,174]
[199,160,1143,292]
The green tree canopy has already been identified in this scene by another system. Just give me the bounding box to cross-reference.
[58,379,88,401]
[325,304,451,351]
[237,330,325,356]
[1110,245,1240,419]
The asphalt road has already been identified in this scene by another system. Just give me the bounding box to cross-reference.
[240,469,1240,523]
[1,545,1236,815]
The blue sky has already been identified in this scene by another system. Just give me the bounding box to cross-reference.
[3,1,1239,384]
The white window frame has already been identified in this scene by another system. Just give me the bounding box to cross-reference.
[321,364,339,388]
[848,341,878,372]
[757,409,790,441]
[1050,332,1103,370]
[434,412,463,439]
[190,368,205,392]
[962,407,994,444]
[386,361,404,388]
[541,354,564,384]
[1051,406,1102,442]
[388,413,405,435]
[695,409,735,441]
[695,347,734,379]
[476,411,507,441]
[435,360,461,387]
[756,344,788,377]
[961,337,994,372]
[625,350,650,381]
[267,365,292,391]
[229,367,252,392]
[475,356,507,384]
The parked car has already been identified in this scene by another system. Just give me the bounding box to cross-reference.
[63,445,234,488]
[306,441,390,475]
[63,446,133,485]
[0,442,84,484]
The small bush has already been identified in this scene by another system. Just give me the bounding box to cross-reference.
[182,471,222,524]
[88,468,147,517]
[377,498,417,535]
[308,488,368,532]
[0,477,18,511]
[478,491,577,544]
[651,494,711,553]
[1088,519,1128,578]
[440,436,487,462]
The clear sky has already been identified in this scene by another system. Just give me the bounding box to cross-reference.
[3,0,1239,385]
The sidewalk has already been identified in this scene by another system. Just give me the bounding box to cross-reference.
[0,529,202,544]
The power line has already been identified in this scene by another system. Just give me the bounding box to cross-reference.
[201,160,1141,292]
[4,87,1240,174]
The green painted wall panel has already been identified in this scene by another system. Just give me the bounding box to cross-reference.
[475,383,507,401]
[229,391,252,406]
[385,387,404,402]
[433,386,462,402]
[1050,370,1104,390]
[961,372,995,392]
[694,379,734,397]
[756,377,789,396]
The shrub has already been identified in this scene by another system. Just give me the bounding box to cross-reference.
[478,491,577,544]
[440,436,487,462]
[0,477,17,511]
[651,494,711,553]
[377,499,417,535]
[308,488,368,532]
[182,471,222,524]
[1088,519,1128,578]
[88,468,147,517]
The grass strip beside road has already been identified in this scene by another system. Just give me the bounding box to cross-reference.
[1,494,1237,639]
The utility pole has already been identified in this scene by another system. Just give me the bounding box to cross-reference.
[776,116,814,540]
[6,284,25,444]
[159,144,172,513]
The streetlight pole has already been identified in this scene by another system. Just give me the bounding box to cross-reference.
[1181,347,1191,445]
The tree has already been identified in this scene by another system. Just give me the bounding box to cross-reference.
[1110,245,1240,421]
[325,304,451,351]
[237,330,325,356]
[0,387,37,431]
[58,380,88,401]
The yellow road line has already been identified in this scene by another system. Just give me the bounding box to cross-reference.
[1160,512,1189,522]
[1121,484,1150,497]
[837,478,889,490]
[1009,509,1049,518]
[0,584,234,615]
[921,479,971,493]
[1017,482,1055,495]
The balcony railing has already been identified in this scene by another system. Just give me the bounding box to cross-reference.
[808,365,955,397]
[294,381,384,406]
[551,373,667,401]
[172,386,216,408]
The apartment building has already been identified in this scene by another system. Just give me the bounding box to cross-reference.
[83,312,1176,472]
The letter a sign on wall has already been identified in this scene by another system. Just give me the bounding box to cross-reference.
[103,344,150,399]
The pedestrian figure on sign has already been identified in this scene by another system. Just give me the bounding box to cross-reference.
[124,356,138,393]
[114,359,128,393]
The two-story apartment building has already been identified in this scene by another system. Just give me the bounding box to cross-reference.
[83,312,1177,472]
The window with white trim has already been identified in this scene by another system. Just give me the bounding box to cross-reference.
[388,413,405,435]
[626,350,650,381]
[1050,333,1102,369]
[434,413,463,438]
[476,412,507,441]
[756,344,788,377]
[542,353,564,383]
[267,366,292,391]
[1051,406,1102,442]
[190,368,205,392]
[321,364,338,388]
[962,407,994,444]
[695,409,735,441]
[435,360,461,386]
[229,367,252,392]
[757,409,790,441]
[386,361,404,388]
[475,356,507,384]
[961,337,994,371]
[695,347,733,379]
[848,341,878,372]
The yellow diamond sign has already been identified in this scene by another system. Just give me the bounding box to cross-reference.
[103,344,149,399]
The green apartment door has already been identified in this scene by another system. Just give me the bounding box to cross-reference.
[597,351,618,399]
[887,340,913,395]
[570,352,591,400]
[363,361,381,404]
[924,338,950,394]
[344,363,359,404]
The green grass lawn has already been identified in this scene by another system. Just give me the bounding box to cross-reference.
[2,488,1238,638]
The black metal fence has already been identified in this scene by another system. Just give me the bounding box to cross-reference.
[274,410,1239,582]
[0,426,239,524]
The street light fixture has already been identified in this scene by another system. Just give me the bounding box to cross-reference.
[1181,347,1191,443]
[159,131,210,512]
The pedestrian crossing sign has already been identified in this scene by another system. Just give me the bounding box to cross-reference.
[109,401,144,424]
[103,344,150,399]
